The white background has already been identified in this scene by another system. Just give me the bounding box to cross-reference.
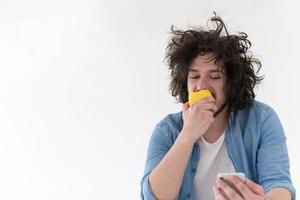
[0,0,299,199]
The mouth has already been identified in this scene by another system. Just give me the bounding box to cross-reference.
[204,89,216,100]
[190,89,217,100]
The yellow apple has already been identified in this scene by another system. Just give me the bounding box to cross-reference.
[188,89,212,106]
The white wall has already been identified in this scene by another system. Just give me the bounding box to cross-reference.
[0,0,299,199]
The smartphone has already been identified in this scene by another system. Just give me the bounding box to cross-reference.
[217,172,246,182]
[217,172,246,196]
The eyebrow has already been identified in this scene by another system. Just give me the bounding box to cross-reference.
[188,69,221,73]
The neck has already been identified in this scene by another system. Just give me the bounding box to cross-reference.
[203,106,229,143]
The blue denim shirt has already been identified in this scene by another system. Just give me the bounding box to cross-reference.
[141,101,296,200]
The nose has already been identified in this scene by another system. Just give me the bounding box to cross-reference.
[194,77,209,92]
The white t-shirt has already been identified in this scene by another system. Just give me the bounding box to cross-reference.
[193,132,235,200]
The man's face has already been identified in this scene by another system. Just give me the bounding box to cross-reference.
[187,53,227,111]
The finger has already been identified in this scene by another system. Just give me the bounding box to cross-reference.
[216,178,243,200]
[245,178,264,195]
[192,96,216,107]
[227,175,252,197]
[193,110,215,123]
[213,186,227,200]
[193,102,218,113]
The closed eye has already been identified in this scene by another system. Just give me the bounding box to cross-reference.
[209,76,221,79]
[190,76,200,79]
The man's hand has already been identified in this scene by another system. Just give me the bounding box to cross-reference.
[181,96,217,143]
[213,175,266,200]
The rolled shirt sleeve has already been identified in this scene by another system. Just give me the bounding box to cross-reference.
[256,106,296,200]
[140,119,175,200]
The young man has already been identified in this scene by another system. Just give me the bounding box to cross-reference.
[140,14,295,200]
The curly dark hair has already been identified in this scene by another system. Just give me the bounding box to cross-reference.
[165,13,264,112]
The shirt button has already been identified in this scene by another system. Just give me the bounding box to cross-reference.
[192,168,196,173]
[187,193,191,199]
